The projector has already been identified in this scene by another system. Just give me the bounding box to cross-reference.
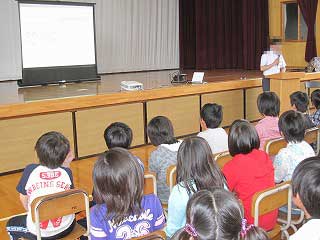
[120,81,144,91]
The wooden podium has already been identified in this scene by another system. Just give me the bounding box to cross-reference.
[269,72,320,113]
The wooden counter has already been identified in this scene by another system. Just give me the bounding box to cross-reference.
[2,70,319,173]
[0,69,266,173]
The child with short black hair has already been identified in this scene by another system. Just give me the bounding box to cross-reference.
[148,116,182,203]
[310,89,320,126]
[290,91,314,129]
[197,103,228,154]
[171,189,269,240]
[6,131,75,239]
[290,157,320,240]
[104,122,144,170]
[223,120,276,231]
[255,92,281,150]
[104,122,133,148]
[166,137,226,237]
[273,110,315,183]
[90,148,165,239]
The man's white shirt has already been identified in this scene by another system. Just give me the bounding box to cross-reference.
[260,51,286,76]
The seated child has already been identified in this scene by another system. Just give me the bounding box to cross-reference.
[255,92,281,150]
[273,110,315,183]
[290,91,314,129]
[171,189,269,240]
[104,122,144,170]
[90,148,165,239]
[6,132,75,239]
[223,120,277,231]
[148,116,182,203]
[166,137,226,237]
[290,157,320,240]
[310,89,320,126]
[197,103,228,154]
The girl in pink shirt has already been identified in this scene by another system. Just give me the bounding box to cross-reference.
[255,92,281,150]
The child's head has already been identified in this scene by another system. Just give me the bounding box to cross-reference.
[290,91,309,113]
[35,131,70,169]
[200,103,223,129]
[104,122,133,149]
[147,116,177,146]
[172,189,269,240]
[278,110,306,143]
[292,156,320,219]
[93,147,143,224]
[257,92,280,117]
[228,120,260,156]
[176,137,225,194]
[311,89,320,109]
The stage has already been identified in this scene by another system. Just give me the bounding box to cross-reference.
[0,68,319,174]
[0,69,262,105]
[0,69,265,173]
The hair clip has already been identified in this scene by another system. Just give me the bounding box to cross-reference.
[185,223,198,237]
[240,218,254,237]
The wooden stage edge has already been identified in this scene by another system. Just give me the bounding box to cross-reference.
[1,69,320,174]
[0,69,263,119]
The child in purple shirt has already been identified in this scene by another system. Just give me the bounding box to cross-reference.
[255,92,281,150]
[90,148,165,240]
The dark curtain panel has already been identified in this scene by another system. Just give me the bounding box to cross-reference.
[297,0,318,62]
[179,0,269,70]
[179,0,196,69]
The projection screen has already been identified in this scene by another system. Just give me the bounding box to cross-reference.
[18,1,99,86]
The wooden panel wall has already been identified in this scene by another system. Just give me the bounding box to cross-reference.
[269,0,320,68]
[201,90,244,127]
[147,95,200,138]
[0,112,74,173]
[281,42,307,68]
[269,0,281,38]
[246,87,263,121]
[317,1,320,57]
[76,103,144,157]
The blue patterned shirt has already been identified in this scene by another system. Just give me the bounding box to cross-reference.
[273,141,315,183]
[310,109,320,126]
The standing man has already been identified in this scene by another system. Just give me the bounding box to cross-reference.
[260,38,286,91]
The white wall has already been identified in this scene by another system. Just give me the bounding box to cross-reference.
[0,0,179,81]
[0,0,22,80]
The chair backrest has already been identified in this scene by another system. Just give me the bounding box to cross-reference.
[251,181,292,227]
[305,126,319,143]
[30,189,90,239]
[132,230,166,240]
[166,165,177,193]
[213,151,232,169]
[264,137,286,156]
[305,81,320,90]
[144,172,157,195]
[305,127,320,155]
[265,127,319,156]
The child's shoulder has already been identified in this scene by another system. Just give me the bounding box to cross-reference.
[142,193,159,202]
[23,163,41,175]
[60,165,73,175]
[141,194,162,208]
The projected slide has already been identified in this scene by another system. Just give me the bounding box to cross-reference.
[19,3,96,68]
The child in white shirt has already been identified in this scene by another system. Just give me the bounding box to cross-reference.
[290,157,320,240]
[197,103,228,154]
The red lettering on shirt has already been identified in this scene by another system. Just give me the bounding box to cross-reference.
[40,171,61,180]
[50,217,62,227]
[40,220,49,229]
[56,181,71,190]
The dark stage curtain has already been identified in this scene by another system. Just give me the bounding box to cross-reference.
[297,0,318,62]
[179,0,269,70]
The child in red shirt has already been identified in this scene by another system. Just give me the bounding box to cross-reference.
[222,120,277,231]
